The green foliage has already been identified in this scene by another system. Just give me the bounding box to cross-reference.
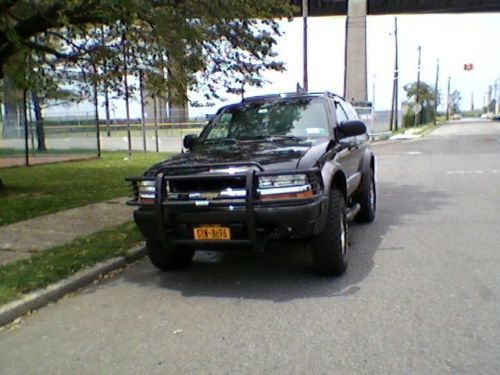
[450,89,461,113]
[0,0,295,103]
[0,221,142,305]
[403,81,439,107]
[403,81,440,126]
[403,108,415,128]
[0,151,171,225]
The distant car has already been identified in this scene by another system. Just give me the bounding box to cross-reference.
[481,112,494,119]
[493,115,500,121]
[452,114,462,120]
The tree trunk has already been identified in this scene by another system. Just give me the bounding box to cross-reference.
[31,91,46,151]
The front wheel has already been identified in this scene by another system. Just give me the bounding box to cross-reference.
[355,168,376,223]
[311,189,348,276]
[146,240,194,271]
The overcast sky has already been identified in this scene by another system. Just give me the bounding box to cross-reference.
[46,12,500,119]
[206,12,500,115]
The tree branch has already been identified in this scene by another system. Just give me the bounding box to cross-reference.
[0,0,19,16]
[20,40,78,61]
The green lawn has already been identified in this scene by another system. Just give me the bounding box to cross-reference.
[0,221,142,305]
[0,151,171,226]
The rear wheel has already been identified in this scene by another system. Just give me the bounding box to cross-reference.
[146,240,194,271]
[311,189,348,276]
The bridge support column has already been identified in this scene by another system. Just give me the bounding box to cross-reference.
[344,0,368,103]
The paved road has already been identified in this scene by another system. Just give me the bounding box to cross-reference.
[1,121,499,374]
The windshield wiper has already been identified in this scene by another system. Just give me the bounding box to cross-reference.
[267,135,305,142]
[238,135,305,142]
[203,138,238,144]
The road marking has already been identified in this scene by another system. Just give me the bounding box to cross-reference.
[446,170,500,175]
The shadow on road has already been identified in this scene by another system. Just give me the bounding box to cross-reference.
[118,182,448,302]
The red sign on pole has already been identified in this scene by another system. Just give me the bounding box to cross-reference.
[464,63,474,71]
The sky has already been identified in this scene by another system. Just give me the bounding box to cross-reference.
[45,12,500,119]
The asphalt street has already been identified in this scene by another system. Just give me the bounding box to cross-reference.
[1,120,499,374]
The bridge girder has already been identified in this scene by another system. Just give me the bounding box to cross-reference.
[292,0,500,16]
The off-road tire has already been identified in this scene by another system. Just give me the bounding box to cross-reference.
[354,168,376,223]
[146,240,194,271]
[311,189,348,276]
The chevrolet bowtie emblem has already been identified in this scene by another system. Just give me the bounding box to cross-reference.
[200,192,219,200]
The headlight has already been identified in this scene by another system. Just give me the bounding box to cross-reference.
[258,174,309,188]
[138,180,156,201]
[258,174,314,200]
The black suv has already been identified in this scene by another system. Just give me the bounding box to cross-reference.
[127,92,376,275]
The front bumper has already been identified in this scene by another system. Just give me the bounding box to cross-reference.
[127,163,326,250]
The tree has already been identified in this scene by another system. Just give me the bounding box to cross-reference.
[403,81,439,125]
[0,1,294,103]
[450,89,461,114]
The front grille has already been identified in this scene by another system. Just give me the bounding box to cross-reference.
[168,176,247,194]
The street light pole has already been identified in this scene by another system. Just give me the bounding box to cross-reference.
[414,45,421,127]
[302,0,309,92]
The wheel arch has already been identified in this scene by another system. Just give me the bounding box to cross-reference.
[321,161,348,203]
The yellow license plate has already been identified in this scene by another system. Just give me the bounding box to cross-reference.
[193,226,231,240]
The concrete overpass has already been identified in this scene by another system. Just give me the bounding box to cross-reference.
[292,0,500,16]
[293,0,500,102]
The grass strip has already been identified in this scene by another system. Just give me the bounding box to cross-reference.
[0,221,143,305]
[0,151,171,226]
[413,124,437,136]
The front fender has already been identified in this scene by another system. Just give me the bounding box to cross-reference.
[357,146,375,193]
[313,160,348,234]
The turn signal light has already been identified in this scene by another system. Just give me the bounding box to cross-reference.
[260,190,314,201]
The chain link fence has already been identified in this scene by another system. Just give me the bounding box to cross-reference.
[1,110,206,168]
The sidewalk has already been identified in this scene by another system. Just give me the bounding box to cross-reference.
[0,197,134,266]
[0,155,96,169]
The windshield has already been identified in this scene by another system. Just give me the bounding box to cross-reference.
[202,98,330,141]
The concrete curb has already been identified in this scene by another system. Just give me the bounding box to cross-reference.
[0,245,146,327]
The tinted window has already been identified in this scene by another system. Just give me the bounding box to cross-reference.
[204,98,330,140]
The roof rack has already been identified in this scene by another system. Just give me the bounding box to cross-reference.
[241,91,343,103]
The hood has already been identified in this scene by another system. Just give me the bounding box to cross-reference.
[146,138,330,175]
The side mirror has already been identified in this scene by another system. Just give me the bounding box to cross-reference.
[336,120,367,139]
[183,134,198,149]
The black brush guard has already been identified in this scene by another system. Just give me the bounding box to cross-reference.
[127,162,323,249]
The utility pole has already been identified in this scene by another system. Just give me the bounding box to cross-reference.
[471,91,474,112]
[495,77,500,115]
[302,0,309,92]
[393,17,399,131]
[487,85,492,112]
[414,45,422,127]
[433,58,439,125]
[446,76,451,121]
